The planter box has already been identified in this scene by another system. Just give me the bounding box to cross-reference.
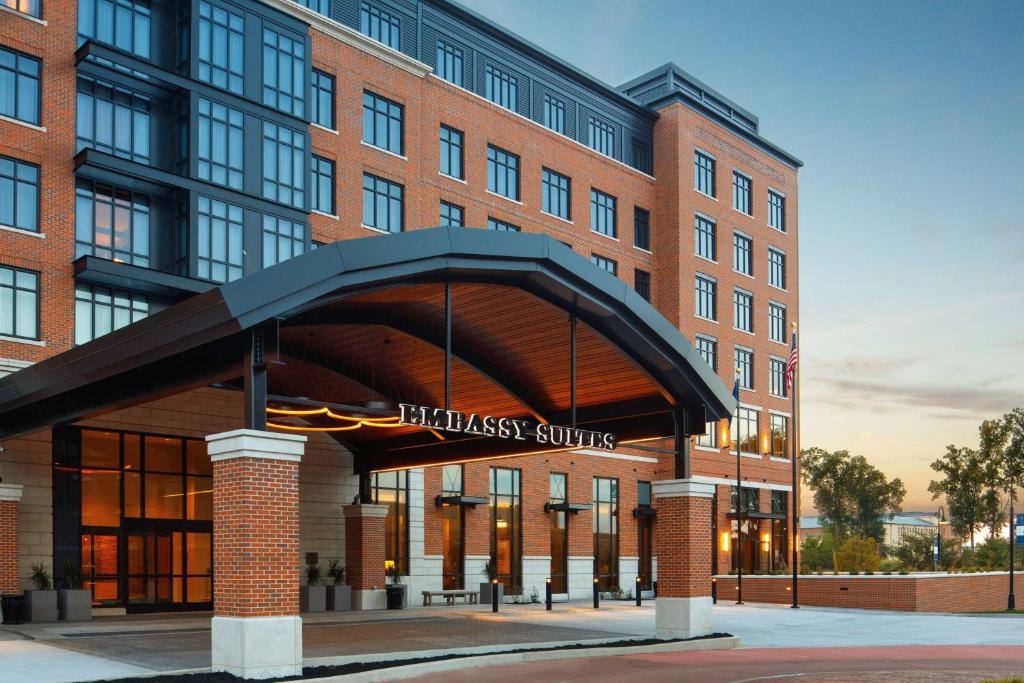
[326,585,351,612]
[479,582,504,605]
[300,585,326,613]
[58,589,92,621]
[24,590,58,622]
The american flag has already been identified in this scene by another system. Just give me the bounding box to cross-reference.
[785,329,799,390]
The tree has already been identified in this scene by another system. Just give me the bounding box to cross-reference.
[835,536,880,573]
[928,445,985,548]
[1002,408,1024,516]
[892,530,934,571]
[801,533,834,573]
[801,447,906,544]
[978,417,1009,539]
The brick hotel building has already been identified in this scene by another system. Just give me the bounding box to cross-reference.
[0,0,800,626]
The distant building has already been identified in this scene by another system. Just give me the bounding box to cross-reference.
[799,514,941,547]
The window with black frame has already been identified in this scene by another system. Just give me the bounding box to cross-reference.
[440,465,464,589]
[0,265,38,340]
[549,473,568,593]
[490,467,521,593]
[770,413,789,457]
[730,405,760,454]
[372,470,409,576]
[435,40,463,87]
[694,150,715,197]
[593,477,619,591]
[695,214,716,261]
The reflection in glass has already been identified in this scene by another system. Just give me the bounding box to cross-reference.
[490,467,521,593]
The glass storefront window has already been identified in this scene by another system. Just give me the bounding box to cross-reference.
[490,467,521,593]
[145,435,182,472]
[82,430,120,468]
[371,470,409,575]
[145,473,183,519]
[82,468,121,526]
[549,473,567,594]
[440,465,463,590]
[593,477,619,591]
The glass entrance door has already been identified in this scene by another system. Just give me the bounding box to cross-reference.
[441,504,463,589]
[127,531,177,606]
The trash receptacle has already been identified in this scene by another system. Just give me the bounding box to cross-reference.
[2,595,25,625]
[386,584,406,610]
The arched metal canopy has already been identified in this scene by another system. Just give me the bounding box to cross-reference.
[0,228,735,470]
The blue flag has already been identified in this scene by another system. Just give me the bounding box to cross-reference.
[728,376,740,423]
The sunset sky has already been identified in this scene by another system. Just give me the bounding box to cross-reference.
[462,0,1024,511]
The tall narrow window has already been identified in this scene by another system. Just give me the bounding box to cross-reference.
[262,122,306,209]
[694,150,715,197]
[734,289,753,333]
[695,214,716,261]
[768,190,785,231]
[769,357,787,398]
[310,155,334,215]
[439,201,464,227]
[196,195,243,283]
[372,470,409,575]
[634,207,650,250]
[549,473,568,594]
[770,414,789,458]
[769,302,786,343]
[591,254,617,276]
[436,40,463,86]
[696,420,718,448]
[735,347,754,390]
[587,117,615,157]
[590,189,616,238]
[485,64,517,111]
[730,407,760,454]
[696,335,717,371]
[0,156,39,233]
[76,76,151,164]
[441,465,464,589]
[543,94,565,134]
[360,1,400,50]
[487,217,519,232]
[490,467,521,593]
[197,97,243,190]
[197,1,243,94]
[262,28,306,117]
[542,168,570,220]
[593,477,618,591]
[487,145,519,200]
[74,284,148,345]
[311,69,335,129]
[362,173,403,233]
[632,139,652,174]
[6,0,40,18]
[695,275,716,320]
[74,179,150,266]
[733,171,752,214]
[0,265,39,340]
[768,247,786,289]
[733,232,752,276]
[637,481,654,590]
[262,214,306,267]
[439,125,463,179]
[634,268,650,302]
[78,0,151,59]
[363,91,403,155]
[0,47,40,126]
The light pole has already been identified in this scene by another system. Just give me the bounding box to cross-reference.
[934,505,945,572]
[1009,488,1016,611]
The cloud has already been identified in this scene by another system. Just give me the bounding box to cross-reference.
[810,375,1024,415]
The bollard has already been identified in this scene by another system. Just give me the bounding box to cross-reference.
[545,578,552,611]
[593,577,599,609]
[492,578,499,613]
[635,576,642,606]
[712,577,717,604]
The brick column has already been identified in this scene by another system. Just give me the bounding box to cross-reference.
[652,479,715,639]
[343,504,388,610]
[207,429,306,679]
[0,484,24,596]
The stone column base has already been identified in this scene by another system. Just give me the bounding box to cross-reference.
[212,615,303,679]
[655,596,713,640]
[352,588,387,611]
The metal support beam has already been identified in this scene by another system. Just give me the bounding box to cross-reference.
[359,472,373,504]
[570,313,577,428]
[243,326,268,431]
[444,282,452,411]
[673,407,690,479]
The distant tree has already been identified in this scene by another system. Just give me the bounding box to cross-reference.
[978,417,1009,539]
[801,447,906,544]
[835,536,880,573]
[1002,408,1024,531]
[801,533,834,573]
[928,445,985,548]
[892,530,934,571]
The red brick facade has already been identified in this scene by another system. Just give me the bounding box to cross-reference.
[653,486,713,598]
[344,506,387,591]
[0,498,20,595]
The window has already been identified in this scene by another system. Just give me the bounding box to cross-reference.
[78,0,151,59]
[487,145,519,200]
[637,480,653,590]
[541,168,570,220]
[634,269,650,302]
[5,0,40,18]
[770,414,789,458]
[588,117,614,157]
[733,171,752,214]
[294,0,328,15]
[0,47,40,126]
[485,64,517,111]
[632,139,652,174]
[769,302,786,343]
[74,284,148,345]
[695,335,717,371]
[310,155,334,215]
[730,407,760,455]
[733,232,752,275]
[487,217,519,232]
[197,97,243,190]
[197,1,243,94]
[634,207,650,250]
[549,472,569,593]
[262,28,305,117]
[311,69,334,129]
[694,150,715,197]
[439,125,463,179]
[360,1,400,50]
[734,289,752,333]
[362,173,403,233]
[363,91,403,155]
[441,464,464,590]
[590,189,616,238]
[696,421,718,449]
[372,470,408,576]
[591,254,617,276]
[75,179,150,266]
[735,347,753,390]
[768,190,785,231]
[76,76,151,164]
[490,467,521,592]
[436,40,463,86]
[262,214,306,268]
[695,275,716,320]
[593,477,618,591]
[543,94,565,134]
[769,357,787,398]
[730,485,759,512]
[0,156,38,233]
[261,121,306,209]
[0,265,38,340]
[771,490,788,514]
[439,201,463,227]
[768,247,786,289]
[196,195,243,283]
[695,214,716,261]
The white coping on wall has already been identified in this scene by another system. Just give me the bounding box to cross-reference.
[571,449,658,463]
[0,483,24,502]
[206,429,306,462]
[341,504,388,519]
[690,475,792,492]
[652,479,715,499]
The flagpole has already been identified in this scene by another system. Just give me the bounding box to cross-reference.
[734,367,743,605]
[790,323,799,609]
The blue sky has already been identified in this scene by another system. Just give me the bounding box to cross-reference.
[462,0,1024,510]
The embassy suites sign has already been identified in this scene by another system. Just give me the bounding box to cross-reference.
[399,403,617,451]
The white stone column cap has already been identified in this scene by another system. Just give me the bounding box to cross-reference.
[652,479,716,499]
[342,503,389,519]
[0,483,24,502]
[206,429,306,462]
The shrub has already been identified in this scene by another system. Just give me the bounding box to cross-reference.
[835,536,880,573]
[801,534,835,573]
[30,562,52,591]
[326,559,345,586]
[879,558,903,573]
[306,562,322,587]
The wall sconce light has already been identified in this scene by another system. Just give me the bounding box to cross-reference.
[720,531,731,552]
[761,532,770,551]
[720,422,730,447]
[762,433,770,454]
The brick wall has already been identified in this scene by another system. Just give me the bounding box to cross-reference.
[345,510,386,591]
[0,499,19,594]
[654,494,712,598]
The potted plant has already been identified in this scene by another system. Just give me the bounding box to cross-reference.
[57,559,91,622]
[385,561,406,609]
[300,562,326,613]
[25,563,57,622]
[479,558,503,604]
[325,559,351,612]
